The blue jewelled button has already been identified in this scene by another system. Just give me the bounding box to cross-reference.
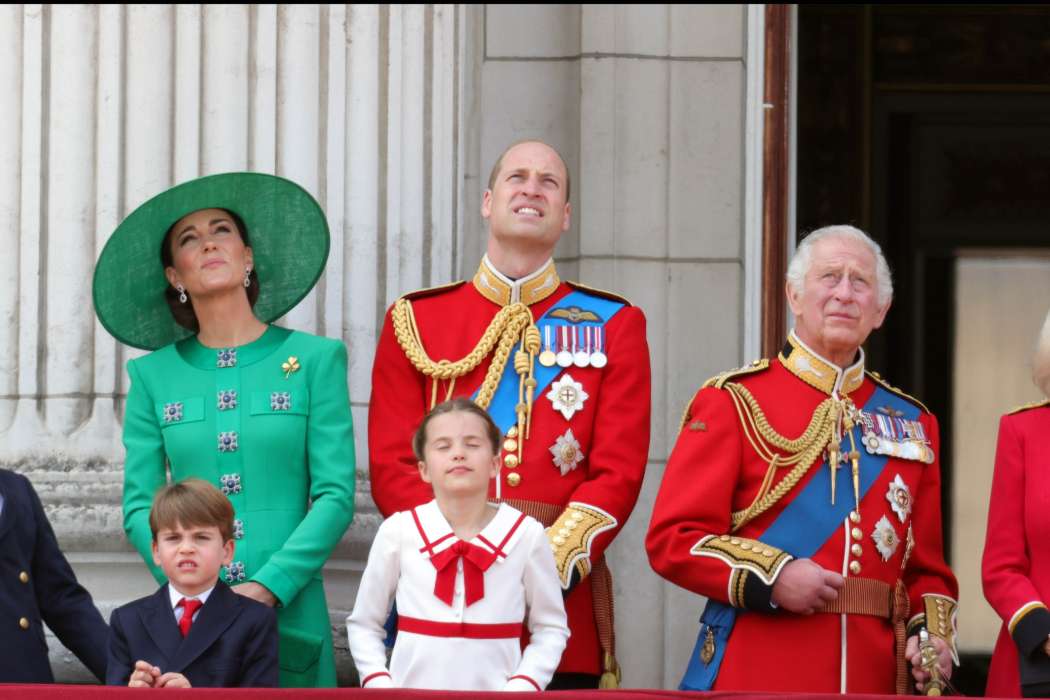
[219,473,242,496]
[216,349,237,368]
[163,402,183,423]
[270,391,291,411]
[222,561,246,584]
[233,518,244,540]
[218,431,238,452]
[217,390,238,411]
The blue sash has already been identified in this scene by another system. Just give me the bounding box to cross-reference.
[473,290,625,433]
[680,384,921,690]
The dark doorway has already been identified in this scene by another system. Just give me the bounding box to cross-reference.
[798,5,1050,695]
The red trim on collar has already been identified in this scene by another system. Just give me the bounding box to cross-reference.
[411,507,436,555]
[422,532,455,554]
[477,511,527,559]
[398,615,523,639]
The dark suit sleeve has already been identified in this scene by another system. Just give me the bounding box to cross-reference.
[238,606,279,687]
[105,608,134,686]
[23,474,109,681]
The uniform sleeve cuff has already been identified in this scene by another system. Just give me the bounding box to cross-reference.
[736,569,777,611]
[1013,606,1050,658]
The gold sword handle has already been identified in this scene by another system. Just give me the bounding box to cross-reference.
[918,629,945,696]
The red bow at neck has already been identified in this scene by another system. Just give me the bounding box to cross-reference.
[429,540,497,607]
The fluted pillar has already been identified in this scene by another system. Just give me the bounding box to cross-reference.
[0,4,468,682]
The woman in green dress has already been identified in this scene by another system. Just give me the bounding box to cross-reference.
[93,173,355,687]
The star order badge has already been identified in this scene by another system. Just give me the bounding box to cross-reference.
[872,515,900,561]
[886,474,912,523]
[550,429,585,475]
[546,373,589,420]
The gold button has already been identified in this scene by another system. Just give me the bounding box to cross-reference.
[851,528,863,541]
[504,454,520,469]
[19,571,29,584]
[730,538,740,546]
[849,511,861,523]
[507,426,519,439]
[851,544,863,557]
[558,528,570,538]
[553,536,565,546]
[740,543,752,551]
[720,535,731,542]
[503,439,518,453]
[762,549,774,557]
[506,472,521,487]
[849,561,861,575]
[571,512,584,522]
[19,617,29,630]
[565,520,577,530]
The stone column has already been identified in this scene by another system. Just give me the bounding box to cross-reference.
[0,4,465,683]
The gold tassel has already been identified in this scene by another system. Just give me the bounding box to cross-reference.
[599,652,621,689]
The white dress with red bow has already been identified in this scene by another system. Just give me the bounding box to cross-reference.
[346,500,570,690]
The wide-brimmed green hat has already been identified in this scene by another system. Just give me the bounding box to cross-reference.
[93,172,330,350]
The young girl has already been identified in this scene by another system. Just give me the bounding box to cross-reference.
[347,398,569,690]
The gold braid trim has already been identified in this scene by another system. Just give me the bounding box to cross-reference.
[391,297,536,408]
[724,381,855,531]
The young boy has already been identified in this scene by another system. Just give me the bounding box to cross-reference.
[347,398,569,690]
[107,479,278,688]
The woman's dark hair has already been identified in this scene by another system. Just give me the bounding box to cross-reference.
[160,208,260,332]
[412,398,502,462]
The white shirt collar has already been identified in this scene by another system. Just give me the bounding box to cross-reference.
[412,499,530,560]
[168,582,216,610]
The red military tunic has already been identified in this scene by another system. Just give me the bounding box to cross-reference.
[368,256,651,678]
[646,332,958,693]
[983,401,1050,697]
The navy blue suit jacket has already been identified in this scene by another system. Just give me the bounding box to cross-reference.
[107,580,278,687]
[0,469,109,682]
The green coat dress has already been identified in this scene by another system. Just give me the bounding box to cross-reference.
[121,325,355,687]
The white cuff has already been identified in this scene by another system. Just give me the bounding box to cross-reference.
[503,676,540,691]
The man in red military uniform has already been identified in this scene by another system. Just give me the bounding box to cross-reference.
[646,225,958,694]
[368,140,651,688]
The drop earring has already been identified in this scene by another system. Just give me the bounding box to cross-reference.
[244,267,252,288]
[176,283,187,304]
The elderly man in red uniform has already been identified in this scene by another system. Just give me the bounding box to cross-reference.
[647,225,958,694]
[368,140,651,689]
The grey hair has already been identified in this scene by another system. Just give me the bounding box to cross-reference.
[1033,310,1050,398]
[786,225,893,307]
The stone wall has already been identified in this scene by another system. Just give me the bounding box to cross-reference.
[1,4,761,688]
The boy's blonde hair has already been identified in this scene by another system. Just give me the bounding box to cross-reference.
[412,398,501,462]
[149,478,234,542]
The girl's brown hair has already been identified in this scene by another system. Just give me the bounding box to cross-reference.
[412,398,501,462]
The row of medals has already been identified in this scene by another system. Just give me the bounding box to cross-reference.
[537,324,607,369]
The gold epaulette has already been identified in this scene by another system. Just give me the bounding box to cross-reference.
[399,279,466,302]
[565,280,632,306]
[702,359,770,390]
[1008,399,1050,415]
[866,371,930,414]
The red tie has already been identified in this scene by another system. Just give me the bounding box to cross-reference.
[178,598,203,637]
[429,540,498,607]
